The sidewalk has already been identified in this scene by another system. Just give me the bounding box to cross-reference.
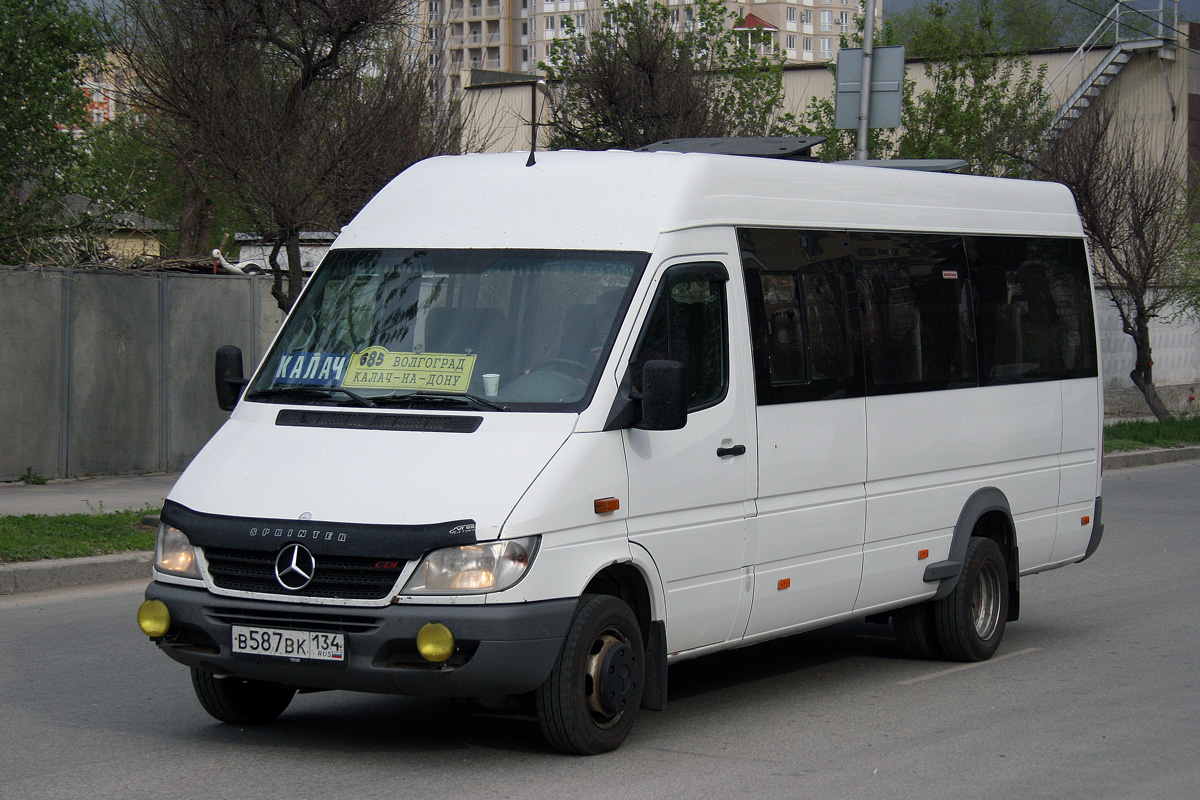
[4,447,1200,596]
[0,473,178,596]
[0,472,179,517]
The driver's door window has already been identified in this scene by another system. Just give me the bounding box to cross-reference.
[630,263,729,412]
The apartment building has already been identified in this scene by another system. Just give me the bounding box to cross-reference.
[735,0,872,63]
[424,0,872,91]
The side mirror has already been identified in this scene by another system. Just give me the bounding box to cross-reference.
[215,345,248,411]
[637,360,687,431]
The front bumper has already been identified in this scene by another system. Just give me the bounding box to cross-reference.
[144,582,576,697]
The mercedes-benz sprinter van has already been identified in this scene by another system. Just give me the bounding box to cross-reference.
[138,148,1103,754]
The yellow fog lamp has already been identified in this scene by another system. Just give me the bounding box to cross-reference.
[137,599,171,638]
[416,622,455,663]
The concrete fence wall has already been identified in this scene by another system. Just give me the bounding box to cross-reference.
[0,268,283,482]
[1098,294,1200,416]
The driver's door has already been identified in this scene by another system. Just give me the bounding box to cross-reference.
[623,262,757,654]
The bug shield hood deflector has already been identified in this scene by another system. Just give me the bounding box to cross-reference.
[167,410,577,542]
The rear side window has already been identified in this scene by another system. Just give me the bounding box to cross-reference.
[967,236,1097,383]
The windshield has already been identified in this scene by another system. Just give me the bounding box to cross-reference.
[249,249,648,411]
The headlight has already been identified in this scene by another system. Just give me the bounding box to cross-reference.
[403,537,539,595]
[155,523,201,579]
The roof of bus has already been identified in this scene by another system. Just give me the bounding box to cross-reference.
[333,149,1085,253]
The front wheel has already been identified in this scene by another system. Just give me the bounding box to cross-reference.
[934,536,1009,662]
[535,594,645,754]
[190,668,296,724]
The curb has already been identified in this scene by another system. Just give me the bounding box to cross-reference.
[0,551,152,596]
[3,448,1199,597]
[1102,444,1200,471]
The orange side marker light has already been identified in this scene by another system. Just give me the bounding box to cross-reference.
[1082,515,1091,525]
[778,578,791,590]
[594,497,620,514]
[918,549,930,560]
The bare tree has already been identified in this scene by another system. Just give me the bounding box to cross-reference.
[106,0,461,310]
[1040,98,1195,420]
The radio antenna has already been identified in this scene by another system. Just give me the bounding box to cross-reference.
[527,79,548,167]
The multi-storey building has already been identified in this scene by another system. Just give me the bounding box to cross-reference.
[735,0,873,63]
[424,0,874,92]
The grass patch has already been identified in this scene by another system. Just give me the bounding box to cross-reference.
[1104,416,1200,452]
[0,509,155,563]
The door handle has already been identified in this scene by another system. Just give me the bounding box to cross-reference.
[716,444,746,458]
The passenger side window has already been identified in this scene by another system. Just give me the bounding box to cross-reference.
[857,233,977,393]
[630,264,729,411]
[740,228,861,404]
[737,227,1096,401]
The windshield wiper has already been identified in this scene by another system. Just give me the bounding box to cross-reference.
[243,386,375,408]
[372,391,509,412]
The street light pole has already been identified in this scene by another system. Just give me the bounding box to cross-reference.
[855,0,877,161]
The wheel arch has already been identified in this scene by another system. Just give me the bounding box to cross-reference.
[582,562,654,644]
[581,553,669,710]
[928,487,1021,620]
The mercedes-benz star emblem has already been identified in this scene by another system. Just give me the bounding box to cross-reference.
[274,543,316,591]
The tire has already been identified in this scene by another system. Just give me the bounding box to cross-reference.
[535,594,645,755]
[933,536,1009,662]
[893,602,944,660]
[190,668,296,724]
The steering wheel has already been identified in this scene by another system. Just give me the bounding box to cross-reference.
[531,358,592,382]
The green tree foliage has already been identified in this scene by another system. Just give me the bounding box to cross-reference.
[801,0,1052,176]
[76,116,161,219]
[897,52,1051,176]
[0,0,103,264]
[885,0,1104,55]
[75,114,253,259]
[540,0,796,150]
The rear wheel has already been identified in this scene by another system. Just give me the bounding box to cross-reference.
[934,536,1009,662]
[535,594,645,755]
[190,668,296,724]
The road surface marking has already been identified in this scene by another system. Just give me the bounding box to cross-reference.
[897,647,1043,685]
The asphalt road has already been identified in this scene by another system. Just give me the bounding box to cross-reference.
[1,461,1197,800]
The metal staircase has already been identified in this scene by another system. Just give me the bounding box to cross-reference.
[1045,1,1178,139]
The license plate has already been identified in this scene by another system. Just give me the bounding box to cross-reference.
[231,625,345,662]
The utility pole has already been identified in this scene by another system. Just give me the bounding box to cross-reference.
[855,0,877,161]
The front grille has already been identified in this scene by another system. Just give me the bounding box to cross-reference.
[203,547,406,600]
[205,606,383,634]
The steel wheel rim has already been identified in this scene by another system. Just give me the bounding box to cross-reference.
[584,628,628,729]
[972,559,1003,640]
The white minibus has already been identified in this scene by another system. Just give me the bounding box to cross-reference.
[138,146,1104,754]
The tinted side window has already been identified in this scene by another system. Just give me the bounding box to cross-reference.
[967,236,1097,383]
[856,233,977,394]
[740,228,862,404]
[631,264,729,411]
